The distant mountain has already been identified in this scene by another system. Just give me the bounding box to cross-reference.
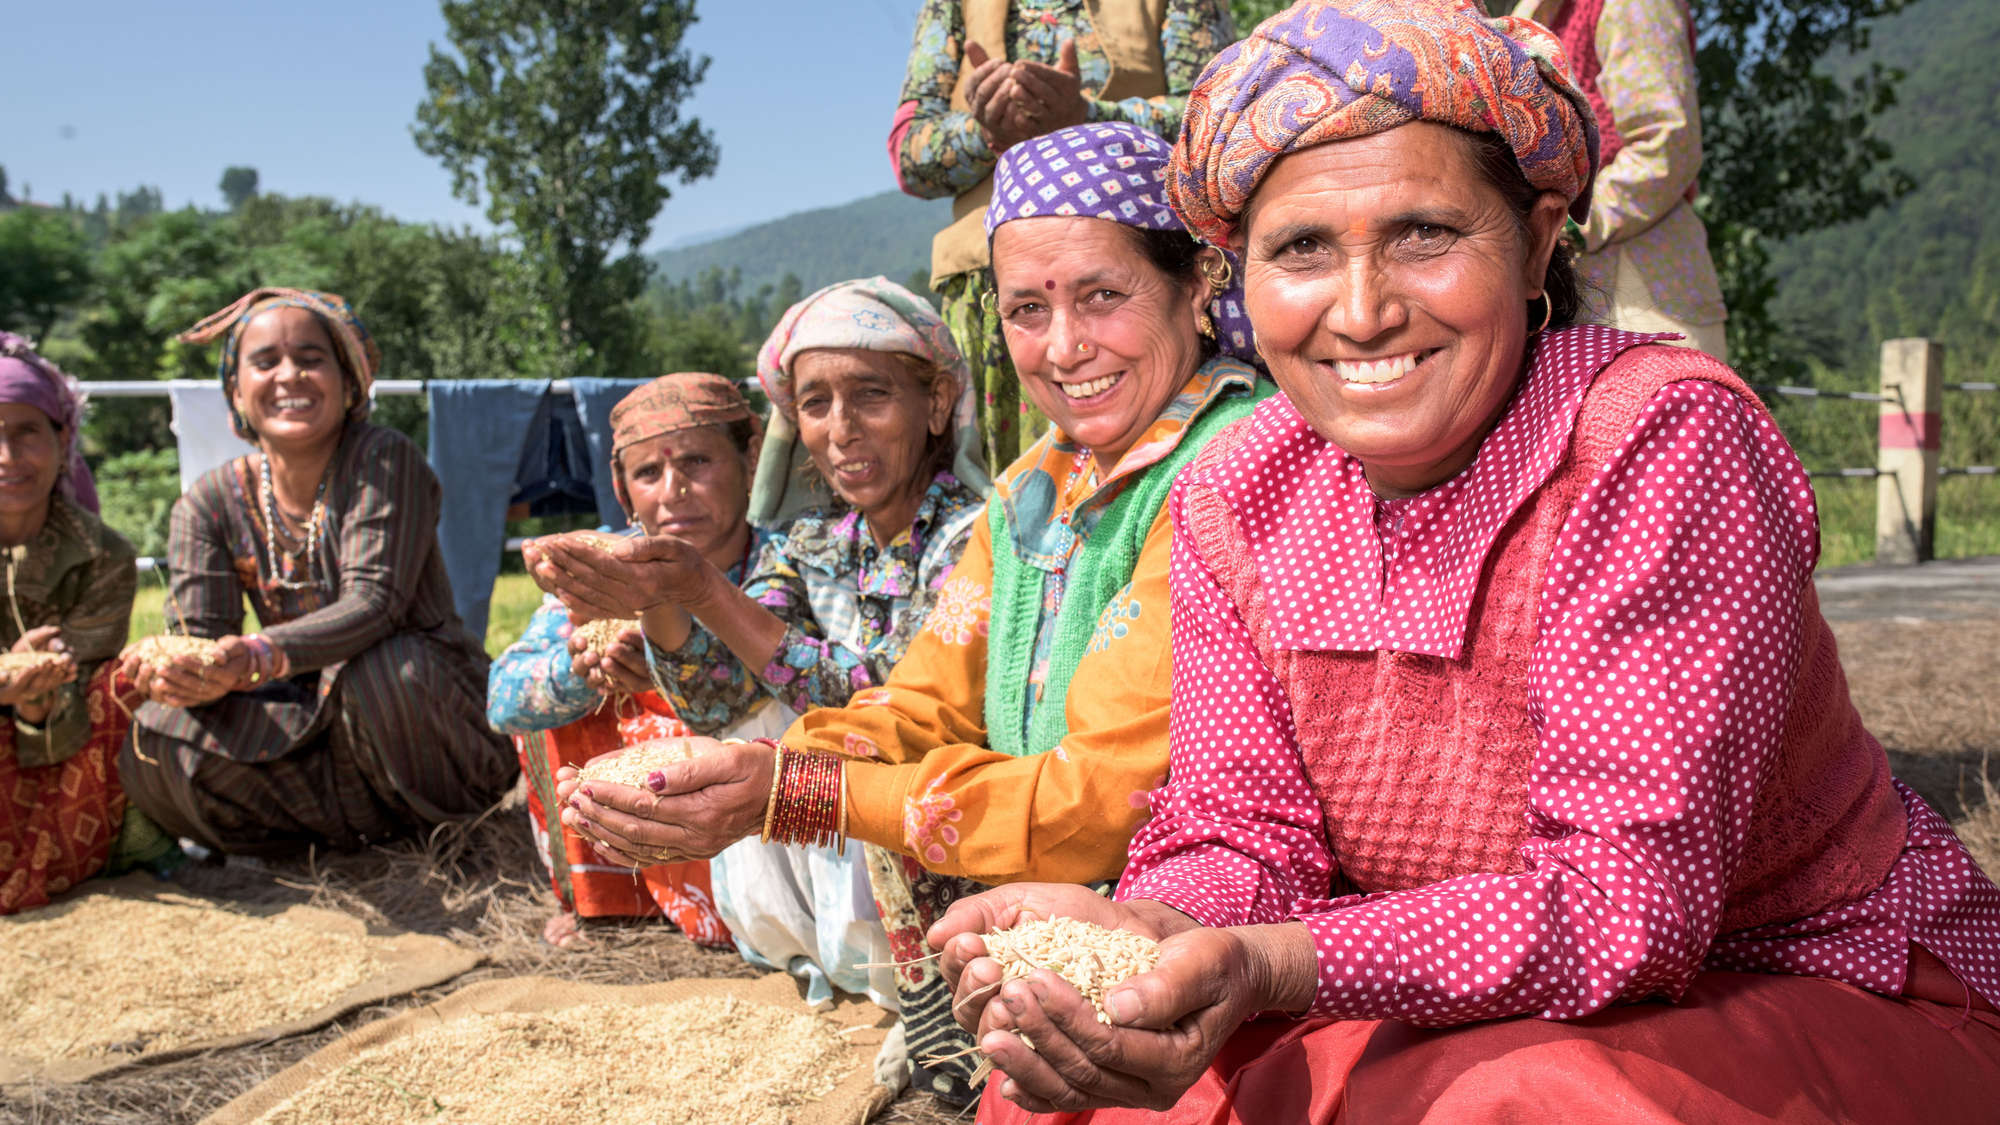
[1769,0,2000,377]
[649,189,953,297]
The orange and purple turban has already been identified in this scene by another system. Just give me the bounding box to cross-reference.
[1168,0,1600,248]
[178,287,381,440]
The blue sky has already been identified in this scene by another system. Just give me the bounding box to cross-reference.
[1,1,921,250]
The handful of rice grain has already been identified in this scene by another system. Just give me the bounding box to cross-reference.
[123,634,223,670]
[576,736,705,789]
[0,650,68,676]
[572,617,640,659]
[982,918,1160,1024]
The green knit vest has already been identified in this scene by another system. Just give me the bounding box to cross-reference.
[984,377,1272,757]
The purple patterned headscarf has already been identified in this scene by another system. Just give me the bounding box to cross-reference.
[983,122,1257,362]
[1168,0,1599,248]
[0,332,98,513]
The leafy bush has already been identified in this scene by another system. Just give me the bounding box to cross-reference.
[94,447,180,559]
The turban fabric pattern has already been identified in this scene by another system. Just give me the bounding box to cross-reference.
[178,287,382,441]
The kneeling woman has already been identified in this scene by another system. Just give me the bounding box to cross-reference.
[0,333,150,913]
[120,289,517,854]
[935,4,2000,1121]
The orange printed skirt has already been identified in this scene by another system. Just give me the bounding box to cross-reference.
[1,664,135,915]
[978,951,2000,1125]
[514,693,730,947]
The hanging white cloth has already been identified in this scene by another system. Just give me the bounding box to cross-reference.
[166,382,257,491]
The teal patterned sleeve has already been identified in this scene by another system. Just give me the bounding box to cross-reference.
[485,597,603,734]
[896,0,996,200]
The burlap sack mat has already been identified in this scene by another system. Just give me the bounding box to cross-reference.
[0,875,481,1086]
[202,973,898,1125]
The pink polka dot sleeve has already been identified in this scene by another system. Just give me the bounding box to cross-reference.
[1128,382,1828,1025]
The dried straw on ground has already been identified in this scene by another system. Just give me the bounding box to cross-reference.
[121,634,222,670]
[572,617,640,660]
[576,737,705,789]
[250,996,852,1125]
[0,897,380,1063]
[983,919,1160,1025]
[0,651,67,676]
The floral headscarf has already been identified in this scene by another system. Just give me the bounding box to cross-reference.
[748,277,990,525]
[177,287,381,440]
[1167,0,1599,248]
[983,121,1257,362]
[0,332,97,513]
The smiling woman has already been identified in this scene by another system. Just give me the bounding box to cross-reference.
[116,288,517,857]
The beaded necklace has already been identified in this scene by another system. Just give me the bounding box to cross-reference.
[258,453,330,592]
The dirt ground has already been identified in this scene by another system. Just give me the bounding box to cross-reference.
[4,569,1995,1125]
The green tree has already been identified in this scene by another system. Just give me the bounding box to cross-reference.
[412,0,718,377]
[0,207,93,340]
[219,166,260,210]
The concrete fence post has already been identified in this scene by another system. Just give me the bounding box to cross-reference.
[1875,338,1944,565]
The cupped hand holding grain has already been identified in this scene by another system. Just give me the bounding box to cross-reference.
[525,531,722,623]
[557,737,773,865]
[932,884,1322,1115]
[566,620,652,696]
[122,634,256,709]
[0,625,75,708]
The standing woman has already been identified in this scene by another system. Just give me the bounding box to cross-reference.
[119,288,516,855]
[0,333,149,914]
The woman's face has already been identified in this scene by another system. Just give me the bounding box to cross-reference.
[618,424,755,562]
[231,306,351,454]
[992,217,1211,467]
[1240,123,1568,497]
[791,347,953,531]
[0,403,62,519]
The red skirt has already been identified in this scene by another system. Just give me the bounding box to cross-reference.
[514,694,730,947]
[978,952,2000,1124]
[1,665,135,915]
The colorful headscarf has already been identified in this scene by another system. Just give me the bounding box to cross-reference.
[178,287,381,440]
[982,122,1258,361]
[748,277,989,525]
[1168,0,1598,248]
[0,332,98,513]
[608,372,760,514]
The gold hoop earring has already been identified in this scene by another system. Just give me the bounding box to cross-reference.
[1202,259,1233,290]
[1529,292,1553,336]
[980,288,999,316]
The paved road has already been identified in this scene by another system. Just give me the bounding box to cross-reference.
[1814,554,2000,622]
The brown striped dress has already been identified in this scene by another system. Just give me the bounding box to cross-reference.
[119,423,516,854]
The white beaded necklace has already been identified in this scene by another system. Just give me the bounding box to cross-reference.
[258,454,329,592]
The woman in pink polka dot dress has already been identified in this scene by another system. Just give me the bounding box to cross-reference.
[931,2,2000,1121]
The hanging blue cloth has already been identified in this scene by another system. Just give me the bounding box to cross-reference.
[568,377,648,528]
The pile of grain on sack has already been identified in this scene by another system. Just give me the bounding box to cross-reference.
[0,896,380,1062]
[250,996,853,1125]
[121,633,223,670]
[982,918,1161,1024]
[575,737,705,789]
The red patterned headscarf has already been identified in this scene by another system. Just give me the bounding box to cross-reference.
[608,372,760,513]
[1168,0,1599,248]
[178,287,381,440]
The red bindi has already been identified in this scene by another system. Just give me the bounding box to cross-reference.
[1044,280,1056,290]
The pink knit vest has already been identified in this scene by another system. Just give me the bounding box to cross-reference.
[1181,344,1907,932]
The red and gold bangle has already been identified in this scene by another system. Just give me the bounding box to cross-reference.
[768,748,844,849]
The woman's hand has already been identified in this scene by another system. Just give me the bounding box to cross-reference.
[555,738,774,865]
[0,625,75,713]
[568,625,654,696]
[124,635,255,709]
[933,886,1318,1115]
[997,39,1089,142]
[525,533,719,623]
